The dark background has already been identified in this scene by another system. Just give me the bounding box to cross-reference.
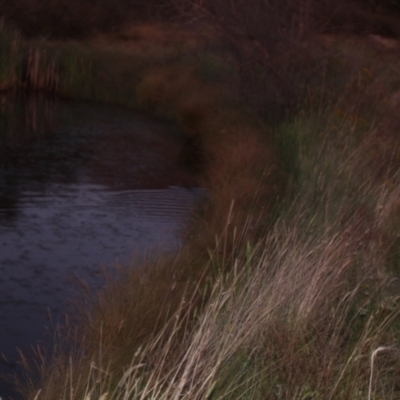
[1,0,400,39]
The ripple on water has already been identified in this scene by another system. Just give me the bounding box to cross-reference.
[0,96,206,398]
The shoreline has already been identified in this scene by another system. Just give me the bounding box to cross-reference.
[1,15,400,399]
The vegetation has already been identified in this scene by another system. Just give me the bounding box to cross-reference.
[1,0,400,399]
[0,0,181,38]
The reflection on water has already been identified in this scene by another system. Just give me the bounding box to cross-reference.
[0,94,204,398]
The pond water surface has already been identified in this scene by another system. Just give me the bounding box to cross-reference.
[0,95,204,398]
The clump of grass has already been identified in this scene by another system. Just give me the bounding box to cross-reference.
[20,213,400,399]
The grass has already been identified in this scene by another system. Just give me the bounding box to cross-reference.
[0,21,22,90]
[0,13,400,400]
[19,218,400,399]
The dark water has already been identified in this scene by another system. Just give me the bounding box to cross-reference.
[0,95,204,398]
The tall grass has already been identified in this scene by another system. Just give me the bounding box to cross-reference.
[2,10,400,400]
[20,86,400,400]
[0,20,22,90]
[21,209,400,399]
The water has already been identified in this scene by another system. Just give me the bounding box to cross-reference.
[0,95,204,398]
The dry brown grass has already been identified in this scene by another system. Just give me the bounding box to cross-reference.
[4,3,400,398]
[21,210,400,399]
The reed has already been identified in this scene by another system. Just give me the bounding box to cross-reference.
[0,20,22,90]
